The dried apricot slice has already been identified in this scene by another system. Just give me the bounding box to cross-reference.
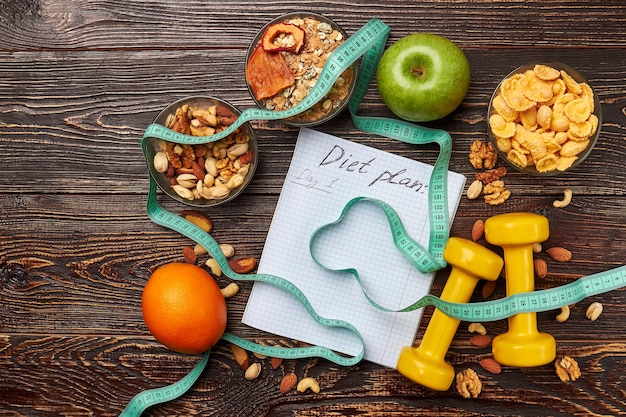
[246,45,295,101]
[262,22,306,53]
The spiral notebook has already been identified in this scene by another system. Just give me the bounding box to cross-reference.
[242,128,465,368]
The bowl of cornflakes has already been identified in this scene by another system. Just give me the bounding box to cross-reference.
[487,62,601,175]
[245,12,357,126]
[145,96,258,207]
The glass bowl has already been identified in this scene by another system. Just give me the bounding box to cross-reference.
[145,95,258,207]
[487,62,601,176]
[245,12,357,126]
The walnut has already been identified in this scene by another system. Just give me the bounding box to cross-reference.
[475,166,507,184]
[483,180,511,205]
[456,368,482,399]
[555,356,581,382]
[180,144,195,169]
[171,104,191,135]
[469,140,498,169]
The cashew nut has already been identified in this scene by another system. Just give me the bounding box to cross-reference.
[553,189,573,208]
[555,305,570,322]
[205,258,222,276]
[194,243,208,256]
[468,322,487,335]
[297,377,320,394]
[220,282,239,298]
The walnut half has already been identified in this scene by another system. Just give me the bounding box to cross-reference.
[456,368,482,399]
[555,356,581,382]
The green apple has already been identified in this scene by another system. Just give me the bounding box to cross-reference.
[376,33,471,122]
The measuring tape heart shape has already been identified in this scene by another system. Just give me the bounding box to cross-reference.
[122,17,626,416]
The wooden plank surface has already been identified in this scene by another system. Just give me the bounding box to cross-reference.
[1,1,625,416]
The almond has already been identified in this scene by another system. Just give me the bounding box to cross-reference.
[534,258,548,278]
[469,334,492,347]
[182,246,197,264]
[479,357,502,374]
[279,372,297,394]
[546,247,572,262]
[230,343,249,371]
[192,160,205,181]
[270,357,283,369]
[180,209,213,233]
[481,280,497,299]
[228,257,257,274]
[471,219,485,242]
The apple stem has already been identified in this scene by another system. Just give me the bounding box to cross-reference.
[410,67,425,78]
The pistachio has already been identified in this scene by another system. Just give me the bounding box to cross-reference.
[171,184,194,200]
[227,142,249,159]
[176,173,198,188]
[205,157,218,177]
[211,185,230,199]
[586,301,603,321]
[153,151,169,173]
[244,363,261,380]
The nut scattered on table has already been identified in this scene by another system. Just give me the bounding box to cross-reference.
[555,355,581,382]
[479,357,502,374]
[471,219,485,241]
[469,140,497,169]
[468,322,487,335]
[280,372,298,393]
[469,334,492,348]
[220,282,240,298]
[297,376,321,394]
[245,362,262,380]
[555,305,570,322]
[553,188,573,208]
[230,343,250,371]
[534,258,548,279]
[481,280,497,299]
[546,247,572,262]
[270,357,284,369]
[585,301,603,321]
[455,368,482,399]
[466,180,483,200]
[483,180,511,205]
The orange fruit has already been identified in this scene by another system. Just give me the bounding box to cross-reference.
[142,262,227,354]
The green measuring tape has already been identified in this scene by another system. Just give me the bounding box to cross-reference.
[121,17,626,416]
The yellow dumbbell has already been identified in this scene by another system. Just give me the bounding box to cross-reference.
[396,237,503,391]
[485,212,556,367]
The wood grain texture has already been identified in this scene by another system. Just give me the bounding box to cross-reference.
[1,0,625,416]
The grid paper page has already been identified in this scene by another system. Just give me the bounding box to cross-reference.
[242,128,466,369]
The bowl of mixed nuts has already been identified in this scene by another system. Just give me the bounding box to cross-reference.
[245,12,357,126]
[487,62,601,175]
[146,96,258,207]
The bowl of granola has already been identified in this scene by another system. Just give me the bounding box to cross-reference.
[245,12,357,126]
[145,96,258,207]
[487,62,601,175]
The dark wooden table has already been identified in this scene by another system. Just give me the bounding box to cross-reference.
[1,1,625,416]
